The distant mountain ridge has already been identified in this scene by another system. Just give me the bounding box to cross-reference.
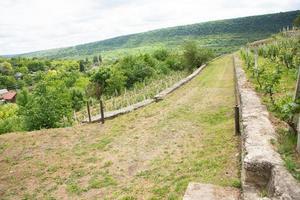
[18,10,300,59]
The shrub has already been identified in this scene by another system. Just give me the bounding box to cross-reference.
[153,48,169,61]
[27,60,46,72]
[240,48,254,69]
[260,68,281,104]
[0,116,25,134]
[70,88,85,111]
[91,66,126,96]
[275,96,300,127]
[183,41,213,72]
[165,55,183,71]
[105,67,127,96]
[0,104,18,119]
[279,48,294,69]
[20,79,73,130]
[117,54,156,87]
[0,104,25,134]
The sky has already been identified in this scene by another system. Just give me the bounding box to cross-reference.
[0,0,299,55]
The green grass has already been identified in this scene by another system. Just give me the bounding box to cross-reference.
[90,137,113,150]
[0,55,239,199]
[66,181,83,195]
[88,172,117,189]
[277,129,300,181]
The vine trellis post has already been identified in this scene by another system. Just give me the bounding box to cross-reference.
[233,55,240,135]
[295,65,300,153]
[87,100,91,123]
[254,48,258,70]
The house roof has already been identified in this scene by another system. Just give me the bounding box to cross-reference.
[0,89,8,95]
[3,91,16,100]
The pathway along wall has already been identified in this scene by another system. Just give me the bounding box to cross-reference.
[233,55,300,200]
[83,55,229,123]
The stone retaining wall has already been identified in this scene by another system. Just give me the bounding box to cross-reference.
[154,64,207,101]
[234,55,300,200]
[83,99,155,123]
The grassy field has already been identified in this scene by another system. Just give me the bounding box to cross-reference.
[0,55,240,199]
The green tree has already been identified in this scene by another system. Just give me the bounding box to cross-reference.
[0,61,13,75]
[17,89,31,107]
[183,41,213,72]
[153,49,169,61]
[0,75,17,89]
[79,60,85,72]
[293,15,300,27]
[70,88,85,111]
[117,54,155,87]
[20,79,73,130]
[93,56,99,65]
[99,54,102,64]
[105,67,126,95]
[165,55,183,71]
[90,66,126,97]
[0,104,24,134]
[17,66,29,74]
[27,60,46,72]
[64,61,79,72]
[91,67,111,97]
[23,75,34,86]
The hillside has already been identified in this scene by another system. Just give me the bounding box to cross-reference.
[0,55,239,199]
[19,10,299,59]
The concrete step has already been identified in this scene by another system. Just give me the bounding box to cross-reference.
[183,183,240,200]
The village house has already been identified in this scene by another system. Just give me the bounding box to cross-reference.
[0,89,17,103]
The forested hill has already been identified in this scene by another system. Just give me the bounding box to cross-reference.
[19,10,299,59]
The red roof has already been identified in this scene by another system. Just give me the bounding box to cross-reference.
[3,91,16,100]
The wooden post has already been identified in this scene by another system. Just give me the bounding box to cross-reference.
[295,65,300,153]
[294,65,300,100]
[254,48,258,70]
[297,117,300,153]
[233,56,240,135]
[87,100,91,123]
[234,105,240,135]
[100,98,105,124]
[73,110,77,122]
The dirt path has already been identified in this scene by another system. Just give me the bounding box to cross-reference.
[0,55,240,200]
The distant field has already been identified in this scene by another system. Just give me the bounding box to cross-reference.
[99,33,270,61]
[0,55,240,199]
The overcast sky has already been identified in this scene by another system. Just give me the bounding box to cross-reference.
[0,0,299,55]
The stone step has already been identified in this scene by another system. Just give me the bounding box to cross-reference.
[183,183,240,200]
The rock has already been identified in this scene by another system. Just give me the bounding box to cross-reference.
[183,183,240,200]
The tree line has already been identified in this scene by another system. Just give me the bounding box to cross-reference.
[0,41,213,134]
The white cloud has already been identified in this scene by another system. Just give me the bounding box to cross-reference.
[0,0,299,55]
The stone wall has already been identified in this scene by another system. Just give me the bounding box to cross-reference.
[234,55,300,200]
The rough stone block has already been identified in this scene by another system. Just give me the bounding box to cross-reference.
[183,183,240,200]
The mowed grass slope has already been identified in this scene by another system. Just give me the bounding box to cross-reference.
[0,55,239,200]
